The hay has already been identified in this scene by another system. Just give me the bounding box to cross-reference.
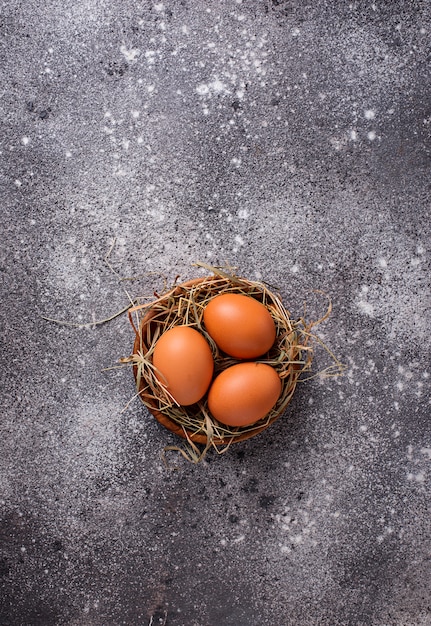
[121,264,343,462]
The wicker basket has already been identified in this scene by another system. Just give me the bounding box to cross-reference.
[126,269,313,451]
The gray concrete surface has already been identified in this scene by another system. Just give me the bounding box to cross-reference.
[1,1,430,625]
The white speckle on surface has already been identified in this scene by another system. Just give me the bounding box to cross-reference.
[120,45,140,62]
[291,264,299,273]
[21,136,30,145]
[330,137,344,151]
[237,209,249,219]
[65,150,72,158]
[14,179,22,187]
[350,129,357,141]
[144,50,156,65]
[378,257,387,268]
[407,471,426,483]
[367,130,376,141]
[197,79,229,96]
[357,300,374,316]
[210,78,228,93]
[234,235,244,246]
[231,157,241,167]
[196,84,210,95]
[364,109,376,119]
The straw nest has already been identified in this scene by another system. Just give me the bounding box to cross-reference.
[121,264,339,461]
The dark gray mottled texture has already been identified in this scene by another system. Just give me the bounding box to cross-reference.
[1,1,430,625]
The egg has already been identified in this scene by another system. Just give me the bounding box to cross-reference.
[203,293,276,359]
[152,326,214,406]
[207,362,282,427]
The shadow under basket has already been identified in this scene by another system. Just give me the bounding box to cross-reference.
[128,272,313,451]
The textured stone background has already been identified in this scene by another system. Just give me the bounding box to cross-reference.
[1,1,430,625]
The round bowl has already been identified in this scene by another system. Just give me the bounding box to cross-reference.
[129,272,311,448]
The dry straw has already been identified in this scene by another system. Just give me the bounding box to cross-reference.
[121,263,344,463]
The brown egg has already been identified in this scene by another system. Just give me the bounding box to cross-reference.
[152,326,214,406]
[203,293,276,359]
[207,362,282,427]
